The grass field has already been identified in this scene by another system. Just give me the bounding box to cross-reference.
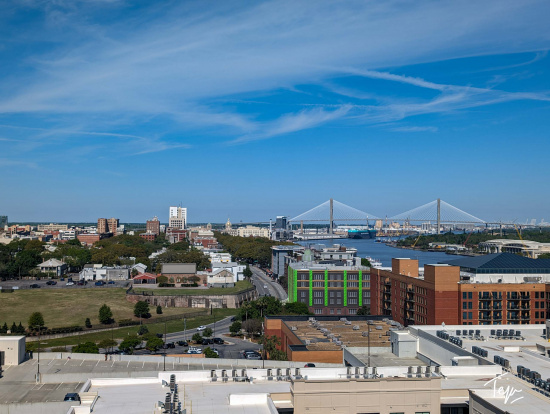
[0,288,200,329]
[26,308,237,351]
[131,279,254,296]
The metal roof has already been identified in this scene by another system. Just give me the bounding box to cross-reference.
[440,253,550,272]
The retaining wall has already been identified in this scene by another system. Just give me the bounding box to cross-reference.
[126,288,257,309]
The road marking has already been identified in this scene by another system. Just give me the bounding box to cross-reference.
[74,383,80,390]
[48,360,54,366]
[142,361,145,368]
[127,361,130,367]
[95,361,99,366]
[111,360,115,367]
[80,360,84,366]
[55,383,63,390]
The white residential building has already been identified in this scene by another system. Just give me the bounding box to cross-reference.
[227,225,270,238]
[209,252,232,263]
[79,264,131,281]
[211,262,245,282]
[169,206,187,229]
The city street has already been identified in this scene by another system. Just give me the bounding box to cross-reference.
[250,266,287,300]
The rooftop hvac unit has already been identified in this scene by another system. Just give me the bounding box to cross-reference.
[353,325,360,330]
[376,326,383,330]
[362,332,369,337]
[340,318,347,322]
[305,339,311,345]
[345,321,352,325]
[291,326,297,331]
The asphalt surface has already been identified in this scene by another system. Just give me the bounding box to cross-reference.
[250,266,287,300]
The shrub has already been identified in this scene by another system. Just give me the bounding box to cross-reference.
[192,332,202,343]
[72,341,99,354]
[138,325,149,336]
[85,318,92,328]
[156,305,162,315]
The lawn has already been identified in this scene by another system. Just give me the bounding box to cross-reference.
[26,308,237,351]
[0,288,198,329]
[131,279,254,296]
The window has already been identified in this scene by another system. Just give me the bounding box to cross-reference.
[349,299,358,305]
[468,302,473,309]
[314,298,323,304]
[314,291,323,297]
[463,302,467,310]
[330,309,334,314]
[314,308,323,315]
[348,308,357,315]
[463,292,467,299]
[463,312,467,319]
[337,309,341,314]
[468,312,472,319]
[468,292,473,299]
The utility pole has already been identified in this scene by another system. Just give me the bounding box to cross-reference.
[163,321,166,372]
[436,198,441,235]
[36,327,41,383]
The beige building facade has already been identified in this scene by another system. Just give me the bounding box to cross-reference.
[291,377,441,414]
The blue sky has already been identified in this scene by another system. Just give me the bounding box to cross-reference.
[0,0,549,224]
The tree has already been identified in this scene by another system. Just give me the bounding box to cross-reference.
[192,333,202,343]
[229,321,242,336]
[361,258,371,267]
[357,306,370,316]
[146,336,164,352]
[17,322,25,334]
[260,334,280,356]
[99,304,113,324]
[1,322,7,333]
[28,312,45,330]
[10,322,17,333]
[202,327,213,337]
[243,265,253,278]
[242,319,262,336]
[131,268,139,277]
[119,336,141,354]
[156,305,163,315]
[72,341,99,354]
[138,325,149,336]
[157,275,168,284]
[538,253,550,259]
[85,318,92,328]
[270,350,288,361]
[283,302,311,315]
[134,301,150,318]
[98,339,117,351]
[203,347,219,358]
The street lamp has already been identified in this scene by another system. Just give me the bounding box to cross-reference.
[163,321,167,372]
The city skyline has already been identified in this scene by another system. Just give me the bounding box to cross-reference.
[1,0,549,222]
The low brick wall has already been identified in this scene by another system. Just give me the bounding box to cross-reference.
[126,288,257,309]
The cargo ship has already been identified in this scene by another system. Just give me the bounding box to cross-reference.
[347,228,377,239]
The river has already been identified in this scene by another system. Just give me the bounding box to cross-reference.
[296,238,454,267]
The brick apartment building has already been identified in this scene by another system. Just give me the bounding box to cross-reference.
[371,254,550,326]
[97,217,119,235]
[146,216,160,235]
[287,263,370,316]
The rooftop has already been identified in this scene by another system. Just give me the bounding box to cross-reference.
[440,252,550,272]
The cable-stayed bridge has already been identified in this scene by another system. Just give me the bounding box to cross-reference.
[285,198,540,236]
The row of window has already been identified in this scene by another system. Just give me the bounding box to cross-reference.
[298,273,370,281]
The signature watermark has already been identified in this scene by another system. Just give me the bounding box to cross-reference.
[484,373,524,405]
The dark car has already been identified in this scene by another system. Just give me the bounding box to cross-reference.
[166,342,176,349]
[30,284,40,289]
[213,337,224,345]
[107,281,116,284]
[230,316,236,322]
[156,333,163,338]
[46,280,57,285]
[77,280,86,286]
[201,338,213,345]
[304,363,316,368]
[63,393,81,402]
[94,281,105,286]
[177,340,188,347]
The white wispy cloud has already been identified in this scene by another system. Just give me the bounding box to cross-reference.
[0,0,549,152]
[391,126,438,133]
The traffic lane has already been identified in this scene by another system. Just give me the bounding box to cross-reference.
[165,316,235,341]
[251,267,286,299]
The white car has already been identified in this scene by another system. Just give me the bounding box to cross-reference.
[197,325,206,331]
[264,284,268,289]
[66,282,75,286]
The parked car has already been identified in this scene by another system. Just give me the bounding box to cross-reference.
[46,280,57,285]
[264,284,268,289]
[201,338,213,345]
[63,393,81,402]
[304,363,316,368]
[95,281,105,286]
[230,316,236,322]
[66,281,75,286]
[213,337,224,345]
[187,347,202,354]
[77,280,85,286]
[177,340,188,347]
[29,284,40,289]
[60,277,65,281]
[197,325,206,331]
[211,348,219,356]
[156,333,163,338]
[107,281,116,284]
[245,353,262,360]
[163,342,176,349]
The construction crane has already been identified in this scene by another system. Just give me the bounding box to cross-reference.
[463,232,473,247]
[412,234,422,248]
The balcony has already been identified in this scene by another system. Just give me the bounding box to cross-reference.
[479,314,492,321]
[507,314,520,320]
[384,279,391,286]
[406,295,414,302]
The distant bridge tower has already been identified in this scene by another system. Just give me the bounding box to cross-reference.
[329,198,334,235]
[437,198,441,234]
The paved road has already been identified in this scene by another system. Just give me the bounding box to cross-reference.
[250,266,287,300]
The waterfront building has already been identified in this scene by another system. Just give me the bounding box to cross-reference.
[271,245,305,278]
[479,239,550,258]
[168,206,187,229]
[226,224,270,238]
[370,253,550,326]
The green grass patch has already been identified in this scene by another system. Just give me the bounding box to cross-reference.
[132,279,254,296]
[27,308,237,351]
[0,288,195,329]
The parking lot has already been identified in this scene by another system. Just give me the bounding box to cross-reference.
[0,277,130,290]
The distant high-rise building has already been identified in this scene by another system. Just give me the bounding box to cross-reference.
[275,216,287,229]
[146,216,161,235]
[169,206,187,229]
[0,215,7,230]
[98,217,119,235]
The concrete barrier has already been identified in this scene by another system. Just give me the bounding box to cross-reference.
[0,402,74,414]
